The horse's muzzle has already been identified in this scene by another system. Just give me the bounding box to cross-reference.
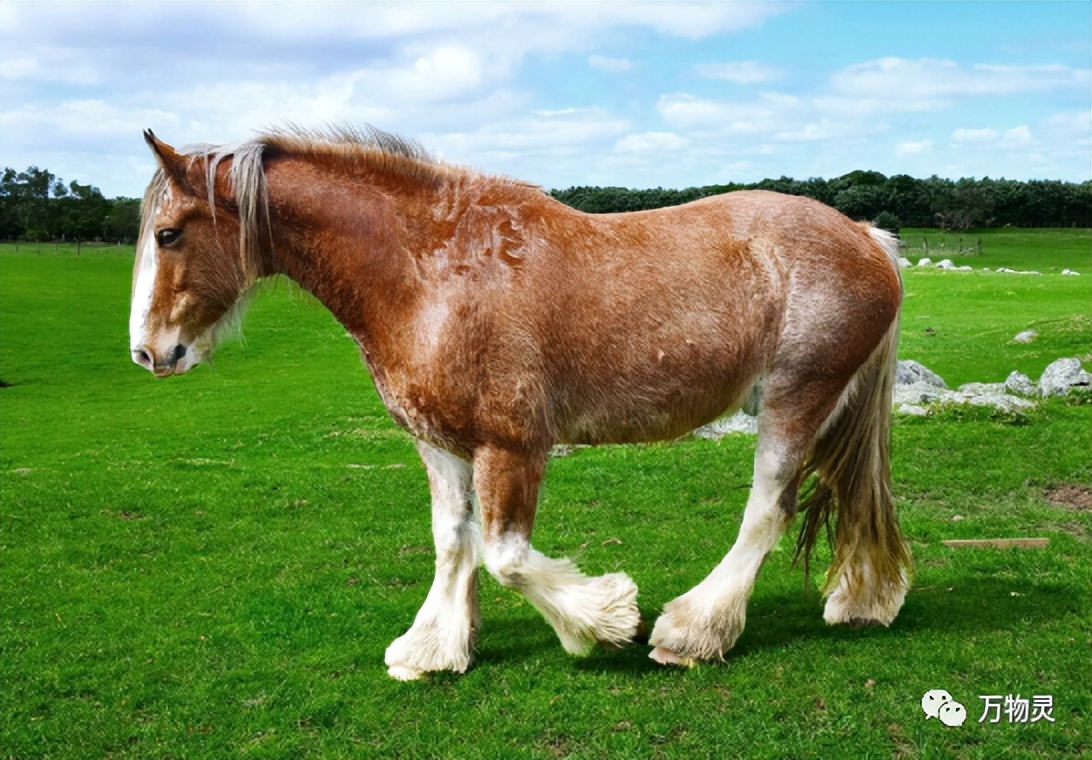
[131,343,191,377]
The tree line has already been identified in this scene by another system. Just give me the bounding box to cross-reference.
[2,164,1089,244]
[0,167,140,244]
[551,171,1092,231]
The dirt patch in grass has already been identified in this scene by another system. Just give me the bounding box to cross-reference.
[1046,485,1092,541]
[1045,484,1092,512]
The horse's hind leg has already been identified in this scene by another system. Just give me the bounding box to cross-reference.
[385,441,480,681]
[474,444,642,656]
[804,326,911,629]
[648,412,810,666]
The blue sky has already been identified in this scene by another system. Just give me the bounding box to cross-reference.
[1,1,1089,199]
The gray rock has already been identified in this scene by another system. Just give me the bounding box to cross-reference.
[691,359,1057,433]
[958,382,1005,395]
[896,360,948,389]
[1004,371,1036,396]
[893,360,1038,415]
[694,410,758,439]
[953,391,1036,413]
[1039,358,1092,397]
[1011,330,1038,344]
[893,382,949,406]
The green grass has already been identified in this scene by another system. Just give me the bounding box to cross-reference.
[899,227,1091,272]
[1,232,1090,759]
[897,227,1091,386]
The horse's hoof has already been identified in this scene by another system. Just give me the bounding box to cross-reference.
[649,646,697,668]
[846,617,884,629]
[387,664,425,681]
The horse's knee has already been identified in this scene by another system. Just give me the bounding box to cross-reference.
[482,537,529,590]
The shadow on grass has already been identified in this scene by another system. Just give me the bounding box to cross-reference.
[470,574,1078,677]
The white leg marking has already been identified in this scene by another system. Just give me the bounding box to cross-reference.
[483,534,640,656]
[649,443,791,665]
[385,442,481,680]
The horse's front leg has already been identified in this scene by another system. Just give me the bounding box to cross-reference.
[385,441,480,681]
[474,445,642,656]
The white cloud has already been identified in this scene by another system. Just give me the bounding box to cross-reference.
[589,55,631,73]
[775,118,862,142]
[999,125,1036,147]
[0,51,100,85]
[950,125,1035,149]
[830,57,1090,109]
[1045,110,1092,134]
[657,90,809,136]
[614,132,689,153]
[657,92,801,133]
[387,46,485,102]
[656,93,731,129]
[953,128,1001,144]
[427,108,632,178]
[552,2,795,40]
[896,140,934,156]
[695,61,782,84]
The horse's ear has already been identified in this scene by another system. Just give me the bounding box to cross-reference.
[144,130,204,198]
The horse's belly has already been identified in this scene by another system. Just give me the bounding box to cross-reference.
[556,381,748,446]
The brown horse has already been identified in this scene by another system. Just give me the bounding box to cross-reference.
[129,126,911,680]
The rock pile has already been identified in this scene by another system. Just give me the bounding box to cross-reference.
[897,257,1081,277]
[695,357,1090,438]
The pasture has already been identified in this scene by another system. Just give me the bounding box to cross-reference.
[1,228,1090,759]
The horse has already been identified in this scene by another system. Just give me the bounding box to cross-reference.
[129,126,911,680]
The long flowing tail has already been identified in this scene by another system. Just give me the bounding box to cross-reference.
[794,227,911,623]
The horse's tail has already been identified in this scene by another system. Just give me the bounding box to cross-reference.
[793,226,911,623]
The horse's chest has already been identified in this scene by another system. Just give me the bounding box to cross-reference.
[362,348,483,453]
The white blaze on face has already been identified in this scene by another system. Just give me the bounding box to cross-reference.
[129,232,159,358]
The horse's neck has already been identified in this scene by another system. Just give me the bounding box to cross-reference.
[262,158,434,352]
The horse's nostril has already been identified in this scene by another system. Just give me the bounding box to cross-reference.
[171,344,187,364]
[132,347,154,370]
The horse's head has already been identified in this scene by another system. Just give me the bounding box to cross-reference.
[130,131,261,377]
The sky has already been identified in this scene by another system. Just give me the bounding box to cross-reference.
[1,1,1089,199]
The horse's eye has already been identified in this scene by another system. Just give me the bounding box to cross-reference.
[156,228,182,247]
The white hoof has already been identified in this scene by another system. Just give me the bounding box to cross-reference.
[648,591,746,664]
[649,646,697,668]
[823,570,908,627]
[387,664,425,681]
[384,623,474,680]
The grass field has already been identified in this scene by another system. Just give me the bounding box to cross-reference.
[1,229,1090,759]
[896,228,1090,386]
